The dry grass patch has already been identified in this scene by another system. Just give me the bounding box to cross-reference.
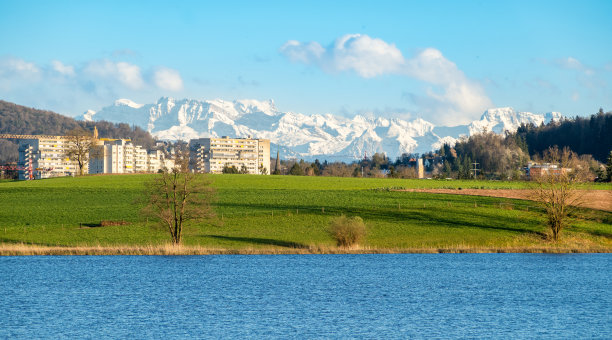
[2,241,609,255]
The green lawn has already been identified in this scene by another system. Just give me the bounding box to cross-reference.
[0,174,610,252]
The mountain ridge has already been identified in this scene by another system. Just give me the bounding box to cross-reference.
[80,97,562,161]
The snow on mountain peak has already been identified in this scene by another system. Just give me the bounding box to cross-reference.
[482,107,515,118]
[81,109,96,122]
[545,112,563,122]
[233,99,278,116]
[80,97,563,161]
[469,107,551,135]
[114,98,144,109]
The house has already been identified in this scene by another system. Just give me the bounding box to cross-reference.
[526,162,571,179]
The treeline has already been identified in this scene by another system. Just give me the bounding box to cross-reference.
[511,108,612,162]
[272,110,612,181]
[0,100,155,164]
[273,154,421,179]
[274,134,533,180]
[433,132,530,179]
[423,109,612,180]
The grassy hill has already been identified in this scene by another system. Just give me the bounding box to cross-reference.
[0,175,610,254]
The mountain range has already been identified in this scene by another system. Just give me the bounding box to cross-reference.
[80,97,562,161]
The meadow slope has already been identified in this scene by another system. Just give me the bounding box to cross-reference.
[0,175,610,254]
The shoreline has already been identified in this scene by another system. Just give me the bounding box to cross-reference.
[1,243,610,256]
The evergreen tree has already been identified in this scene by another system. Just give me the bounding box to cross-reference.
[513,109,612,162]
[289,162,304,176]
[442,161,452,178]
[606,151,612,182]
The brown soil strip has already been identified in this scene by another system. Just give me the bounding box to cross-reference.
[402,188,612,212]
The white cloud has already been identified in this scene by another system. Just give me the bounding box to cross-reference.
[0,56,185,116]
[51,60,75,76]
[546,57,608,97]
[556,57,594,76]
[403,48,492,124]
[280,34,492,125]
[327,34,404,77]
[0,57,40,77]
[0,57,41,91]
[84,60,144,89]
[115,62,143,89]
[153,67,183,91]
[280,34,403,78]
[280,40,325,65]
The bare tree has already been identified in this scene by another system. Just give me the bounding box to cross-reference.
[532,146,590,241]
[143,148,215,244]
[65,128,96,176]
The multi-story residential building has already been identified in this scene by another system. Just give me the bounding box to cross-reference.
[10,135,82,180]
[147,150,163,173]
[89,139,166,174]
[89,140,126,174]
[189,136,270,174]
[4,130,173,179]
[134,147,148,172]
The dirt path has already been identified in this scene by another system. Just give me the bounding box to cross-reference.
[402,188,612,212]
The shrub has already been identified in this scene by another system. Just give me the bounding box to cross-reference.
[328,215,366,247]
[222,165,239,174]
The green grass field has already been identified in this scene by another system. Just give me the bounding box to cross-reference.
[0,175,610,253]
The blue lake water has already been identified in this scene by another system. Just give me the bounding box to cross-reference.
[0,254,610,339]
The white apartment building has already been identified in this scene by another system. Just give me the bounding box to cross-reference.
[13,135,83,180]
[89,139,167,174]
[6,130,174,179]
[189,136,270,175]
[147,149,163,173]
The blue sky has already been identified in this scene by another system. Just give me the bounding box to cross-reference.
[1,0,610,125]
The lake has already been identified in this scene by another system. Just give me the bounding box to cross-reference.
[0,254,610,339]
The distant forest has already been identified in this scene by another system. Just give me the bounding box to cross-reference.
[511,108,612,163]
[0,100,155,164]
[272,109,612,181]
[421,109,611,180]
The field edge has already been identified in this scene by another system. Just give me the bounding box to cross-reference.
[1,243,610,256]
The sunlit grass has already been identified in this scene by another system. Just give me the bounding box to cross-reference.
[0,174,610,254]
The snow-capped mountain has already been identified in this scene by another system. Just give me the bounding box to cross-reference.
[80,97,562,161]
[468,107,561,135]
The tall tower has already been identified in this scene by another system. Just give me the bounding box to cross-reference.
[417,158,424,179]
[274,150,280,173]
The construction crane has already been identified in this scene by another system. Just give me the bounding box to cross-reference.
[0,164,54,180]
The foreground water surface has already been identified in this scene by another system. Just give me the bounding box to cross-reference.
[0,254,610,339]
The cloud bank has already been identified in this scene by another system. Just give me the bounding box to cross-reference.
[0,57,183,115]
[281,34,404,78]
[153,67,184,91]
[280,34,492,125]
